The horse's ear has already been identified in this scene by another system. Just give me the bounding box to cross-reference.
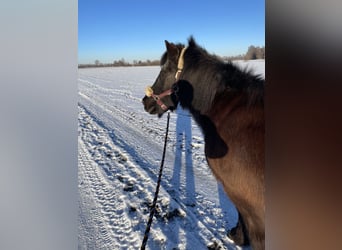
[188,36,196,47]
[164,40,179,61]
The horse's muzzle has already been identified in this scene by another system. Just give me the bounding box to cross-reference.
[142,96,157,114]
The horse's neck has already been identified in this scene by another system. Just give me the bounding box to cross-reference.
[188,109,228,158]
[182,59,264,136]
[192,89,264,138]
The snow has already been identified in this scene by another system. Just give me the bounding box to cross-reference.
[78,60,265,250]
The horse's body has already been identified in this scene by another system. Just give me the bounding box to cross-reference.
[142,37,264,250]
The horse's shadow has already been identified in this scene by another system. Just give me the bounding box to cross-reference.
[170,105,196,247]
[170,105,239,248]
[171,105,195,205]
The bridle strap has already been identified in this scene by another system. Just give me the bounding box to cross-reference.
[175,47,187,80]
[152,89,173,110]
[146,46,187,110]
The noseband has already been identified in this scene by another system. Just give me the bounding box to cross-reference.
[145,47,187,110]
[144,87,174,110]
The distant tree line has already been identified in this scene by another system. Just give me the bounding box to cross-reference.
[78,58,160,68]
[78,45,265,68]
[223,45,265,61]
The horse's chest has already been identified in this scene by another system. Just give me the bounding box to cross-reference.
[204,135,249,189]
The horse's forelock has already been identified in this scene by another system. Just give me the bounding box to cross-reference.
[160,43,187,67]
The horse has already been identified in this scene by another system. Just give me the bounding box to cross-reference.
[142,37,265,250]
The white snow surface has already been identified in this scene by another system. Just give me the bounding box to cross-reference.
[78,60,265,250]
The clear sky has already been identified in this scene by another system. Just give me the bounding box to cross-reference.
[78,0,264,64]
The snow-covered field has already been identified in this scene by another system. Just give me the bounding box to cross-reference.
[78,60,265,250]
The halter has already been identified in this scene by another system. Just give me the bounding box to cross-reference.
[145,47,187,110]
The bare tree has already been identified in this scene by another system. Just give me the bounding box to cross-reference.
[245,46,265,60]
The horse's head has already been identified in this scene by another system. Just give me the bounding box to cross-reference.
[142,40,186,117]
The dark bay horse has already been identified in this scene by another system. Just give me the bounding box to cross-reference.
[142,37,264,250]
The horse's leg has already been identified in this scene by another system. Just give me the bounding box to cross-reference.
[227,211,249,246]
[247,218,265,250]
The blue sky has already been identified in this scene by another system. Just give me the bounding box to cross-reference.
[78,0,264,64]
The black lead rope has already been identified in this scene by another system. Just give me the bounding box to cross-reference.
[140,112,171,250]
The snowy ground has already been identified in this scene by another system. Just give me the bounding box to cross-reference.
[78,60,265,250]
